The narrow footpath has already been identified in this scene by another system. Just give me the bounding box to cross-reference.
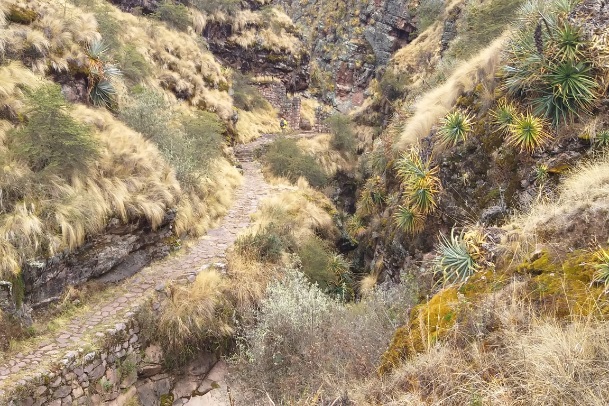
[0,134,291,401]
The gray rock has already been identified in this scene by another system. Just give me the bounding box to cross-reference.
[138,364,162,378]
[49,376,62,388]
[88,364,106,381]
[480,205,507,226]
[22,211,176,307]
[52,385,71,399]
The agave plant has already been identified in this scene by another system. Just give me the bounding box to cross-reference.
[438,111,473,147]
[534,60,597,125]
[492,100,518,133]
[409,186,437,214]
[356,176,386,216]
[434,229,482,285]
[503,32,544,96]
[326,254,354,300]
[394,147,441,192]
[507,112,552,152]
[553,21,585,61]
[394,205,425,235]
[594,130,609,148]
[85,39,122,108]
[533,163,549,184]
[592,248,609,290]
[346,214,366,241]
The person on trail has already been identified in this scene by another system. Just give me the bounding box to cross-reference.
[280,117,288,133]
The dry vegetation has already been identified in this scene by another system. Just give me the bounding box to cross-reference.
[0,0,251,308]
[395,35,505,150]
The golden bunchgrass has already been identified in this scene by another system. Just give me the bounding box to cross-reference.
[395,35,506,150]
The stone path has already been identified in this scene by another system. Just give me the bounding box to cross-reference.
[0,133,294,399]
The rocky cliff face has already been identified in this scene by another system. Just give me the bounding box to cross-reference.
[21,212,175,308]
[203,22,310,93]
[275,0,415,110]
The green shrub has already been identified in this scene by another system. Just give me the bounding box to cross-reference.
[10,84,99,177]
[95,10,122,51]
[264,138,328,187]
[187,0,241,16]
[296,236,353,298]
[231,73,271,112]
[238,269,415,402]
[235,223,295,263]
[447,0,525,60]
[379,69,411,101]
[416,0,444,33]
[155,1,191,31]
[119,89,172,140]
[118,45,151,84]
[119,90,224,189]
[325,114,356,153]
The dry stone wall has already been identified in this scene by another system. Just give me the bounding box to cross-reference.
[3,314,224,406]
[256,81,302,130]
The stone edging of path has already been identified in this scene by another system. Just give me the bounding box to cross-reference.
[0,134,290,404]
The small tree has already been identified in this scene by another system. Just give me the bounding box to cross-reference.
[325,114,356,153]
[11,84,99,177]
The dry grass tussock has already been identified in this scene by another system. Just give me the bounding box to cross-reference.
[354,296,609,405]
[139,269,234,368]
[247,179,337,242]
[227,7,303,54]
[507,152,609,253]
[0,100,240,278]
[297,133,354,177]
[1,0,232,118]
[159,269,233,346]
[174,158,242,237]
[395,35,506,150]
[235,108,279,143]
[98,4,232,118]
[226,180,338,313]
[0,0,100,74]
[0,105,179,271]
[0,62,40,117]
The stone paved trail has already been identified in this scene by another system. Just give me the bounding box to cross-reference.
[0,133,300,397]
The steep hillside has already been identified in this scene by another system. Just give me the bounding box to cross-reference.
[0,0,307,332]
[3,0,609,404]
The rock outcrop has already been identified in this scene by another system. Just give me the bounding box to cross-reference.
[21,212,176,308]
[275,0,415,110]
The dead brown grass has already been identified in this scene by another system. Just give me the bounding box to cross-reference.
[395,35,506,150]
[297,133,354,177]
[506,152,609,256]
[350,280,609,406]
